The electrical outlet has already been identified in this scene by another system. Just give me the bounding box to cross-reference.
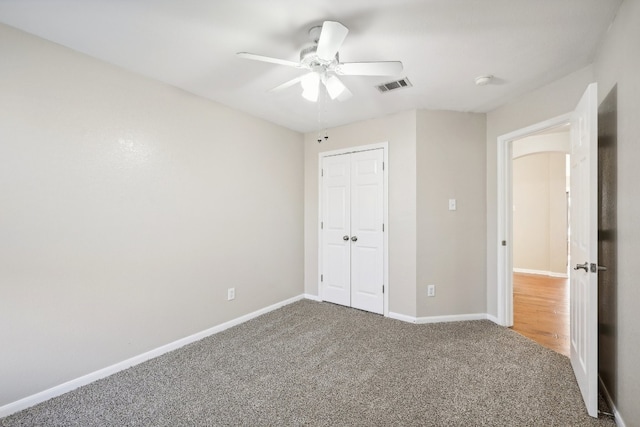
[227,288,235,301]
[427,285,436,297]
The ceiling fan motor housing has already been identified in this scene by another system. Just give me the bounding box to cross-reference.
[300,45,338,69]
[308,25,323,42]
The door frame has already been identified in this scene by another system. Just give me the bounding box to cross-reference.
[318,142,389,316]
[496,114,572,326]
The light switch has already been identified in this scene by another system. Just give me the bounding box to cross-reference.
[449,199,457,211]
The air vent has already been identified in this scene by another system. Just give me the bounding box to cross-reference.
[376,77,412,93]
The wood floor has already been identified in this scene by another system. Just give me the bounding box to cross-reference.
[511,272,569,357]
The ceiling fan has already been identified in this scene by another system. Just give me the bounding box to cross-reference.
[237,21,403,102]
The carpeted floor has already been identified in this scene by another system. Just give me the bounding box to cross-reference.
[1,300,615,426]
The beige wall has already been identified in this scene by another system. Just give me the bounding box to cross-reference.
[512,131,570,158]
[304,109,486,319]
[593,0,640,422]
[416,111,486,317]
[0,24,304,406]
[512,152,568,274]
[547,153,569,274]
[304,111,417,317]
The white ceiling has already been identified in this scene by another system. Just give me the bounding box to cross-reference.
[0,0,622,133]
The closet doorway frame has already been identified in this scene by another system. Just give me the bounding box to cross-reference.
[318,142,389,316]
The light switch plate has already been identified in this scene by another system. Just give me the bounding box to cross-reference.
[448,199,457,211]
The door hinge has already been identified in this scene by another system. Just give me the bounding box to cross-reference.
[501,240,507,246]
[382,223,385,232]
[382,162,385,171]
[321,168,324,177]
[382,285,385,294]
[321,274,323,282]
[321,221,323,229]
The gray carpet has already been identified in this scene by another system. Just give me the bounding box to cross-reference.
[1,300,615,426]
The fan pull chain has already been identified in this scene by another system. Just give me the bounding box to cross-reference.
[317,86,329,143]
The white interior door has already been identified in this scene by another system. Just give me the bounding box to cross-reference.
[350,149,384,314]
[569,82,598,418]
[321,149,384,314]
[321,154,351,307]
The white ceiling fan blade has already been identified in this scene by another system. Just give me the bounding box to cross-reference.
[337,61,403,76]
[316,21,349,61]
[268,75,305,93]
[237,52,302,69]
[322,75,351,100]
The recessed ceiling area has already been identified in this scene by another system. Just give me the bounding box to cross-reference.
[0,0,622,133]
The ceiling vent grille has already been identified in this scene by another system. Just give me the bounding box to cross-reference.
[376,77,412,93]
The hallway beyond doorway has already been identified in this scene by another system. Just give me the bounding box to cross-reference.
[512,272,569,356]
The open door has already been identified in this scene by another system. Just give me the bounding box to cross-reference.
[569,82,598,417]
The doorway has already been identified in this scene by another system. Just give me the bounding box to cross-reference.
[511,129,571,356]
[497,81,600,418]
[318,143,389,315]
[496,113,573,327]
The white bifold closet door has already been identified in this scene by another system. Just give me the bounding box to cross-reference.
[321,149,384,314]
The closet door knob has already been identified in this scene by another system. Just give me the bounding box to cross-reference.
[351,236,358,242]
[343,235,349,241]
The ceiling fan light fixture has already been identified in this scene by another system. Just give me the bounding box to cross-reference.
[301,72,320,102]
[323,75,346,100]
[302,87,319,102]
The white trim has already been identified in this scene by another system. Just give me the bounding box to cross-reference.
[416,313,488,324]
[486,313,500,324]
[0,294,306,418]
[496,113,573,327]
[303,293,322,302]
[389,312,489,324]
[599,376,626,427]
[513,268,568,278]
[317,142,389,317]
[387,311,418,323]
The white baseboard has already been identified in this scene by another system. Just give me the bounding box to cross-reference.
[486,313,500,325]
[0,294,306,419]
[599,376,626,426]
[388,311,418,323]
[513,268,568,278]
[303,293,322,302]
[389,312,489,324]
[416,313,488,324]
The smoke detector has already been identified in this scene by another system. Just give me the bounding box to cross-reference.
[475,75,494,86]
